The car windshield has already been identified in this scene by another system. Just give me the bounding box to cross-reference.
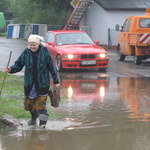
[56,33,94,45]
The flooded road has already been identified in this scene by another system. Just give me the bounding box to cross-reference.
[1,38,150,150]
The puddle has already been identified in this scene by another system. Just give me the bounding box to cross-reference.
[1,77,150,150]
[18,119,78,131]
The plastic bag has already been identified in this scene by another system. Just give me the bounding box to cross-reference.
[48,87,60,107]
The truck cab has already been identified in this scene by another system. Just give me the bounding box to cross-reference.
[116,8,150,65]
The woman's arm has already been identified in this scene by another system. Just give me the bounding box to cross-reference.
[9,51,25,73]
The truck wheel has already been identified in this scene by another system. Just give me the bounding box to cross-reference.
[117,47,126,61]
[118,54,126,61]
[134,56,142,65]
[118,52,126,61]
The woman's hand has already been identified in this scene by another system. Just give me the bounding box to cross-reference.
[4,67,11,73]
[53,83,60,89]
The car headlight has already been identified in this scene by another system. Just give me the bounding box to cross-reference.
[64,54,78,59]
[97,53,107,58]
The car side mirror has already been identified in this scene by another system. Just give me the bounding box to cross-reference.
[47,42,55,46]
[94,40,100,45]
[115,24,120,31]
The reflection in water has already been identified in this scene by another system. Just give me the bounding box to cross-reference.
[60,77,109,131]
[1,77,150,150]
[61,78,108,103]
[117,77,150,121]
[100,86,105,101]
[68,86,73,100]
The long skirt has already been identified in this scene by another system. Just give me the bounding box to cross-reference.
[24,96,47,111]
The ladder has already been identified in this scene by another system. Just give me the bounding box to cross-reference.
[63,0,94,30]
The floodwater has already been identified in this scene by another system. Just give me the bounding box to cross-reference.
[1,37,150,150]
[1,74,150,150]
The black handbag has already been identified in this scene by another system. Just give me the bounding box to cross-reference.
[48,87,60,107]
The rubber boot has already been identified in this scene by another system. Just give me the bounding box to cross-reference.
[28,110,39,126]
[39,113,48,128]
[28,119,36,126]
[39,120,47,128]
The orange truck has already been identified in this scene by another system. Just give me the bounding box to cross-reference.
[116,8,150,65]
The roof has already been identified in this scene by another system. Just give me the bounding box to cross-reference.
[48,30,86,34]
[95,0,150,10]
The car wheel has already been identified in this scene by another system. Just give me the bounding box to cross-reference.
[56,55,63,71]
[134,56,142,65]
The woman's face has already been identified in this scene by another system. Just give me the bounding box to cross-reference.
[28,42,39,52]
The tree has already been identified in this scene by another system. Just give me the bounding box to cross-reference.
[0,0,13,19]
[5,0,72,25]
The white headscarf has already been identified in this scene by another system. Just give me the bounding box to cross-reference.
[28,34,44,45]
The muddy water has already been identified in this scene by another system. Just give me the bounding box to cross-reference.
[1,76,150,150]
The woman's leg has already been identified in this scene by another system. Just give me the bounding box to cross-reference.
[28,110,39,125]
[24,97,38,125]
[35,96,48,127]
[38,110,48,127]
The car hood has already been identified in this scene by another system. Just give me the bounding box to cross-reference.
[57,44,107,54]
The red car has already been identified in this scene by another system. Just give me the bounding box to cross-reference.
[44,30,109,71]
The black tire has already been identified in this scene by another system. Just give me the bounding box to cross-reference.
[56,55,63,71]
[134,56,142,65]
[98,68,107,72]
[117,46,126,61]
[119,54,126,61]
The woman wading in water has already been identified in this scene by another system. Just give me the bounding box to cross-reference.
[5,34,60,128]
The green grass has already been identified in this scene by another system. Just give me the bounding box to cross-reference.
[0,72,30,118]
[0,71,62,119]
[0,32,7,37]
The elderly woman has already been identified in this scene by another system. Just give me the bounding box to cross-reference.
[5,34,60,128]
